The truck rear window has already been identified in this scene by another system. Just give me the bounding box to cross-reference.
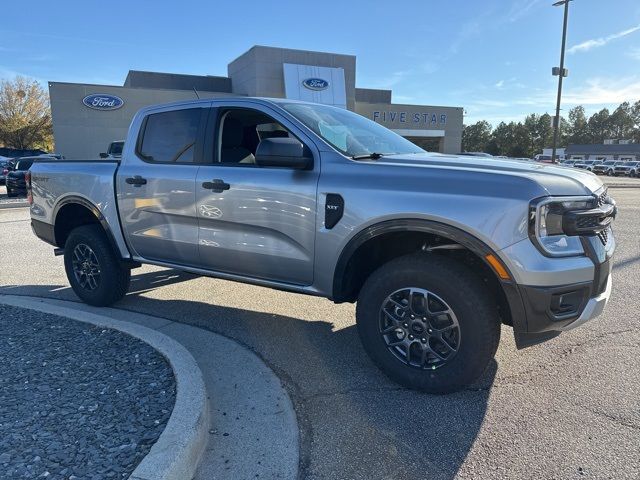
[15,160,34,171]
[138,109,201,163]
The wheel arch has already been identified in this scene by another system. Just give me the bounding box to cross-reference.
[331,219,526,329]
[53,196,124,260]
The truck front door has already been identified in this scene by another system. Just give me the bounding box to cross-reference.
[195,104,319,285]
[116,105,209,267]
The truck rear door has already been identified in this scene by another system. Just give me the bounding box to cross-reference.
[194,102,319,285]
[116,104,209,267]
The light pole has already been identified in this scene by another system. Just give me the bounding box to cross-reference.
[551,0,572,164]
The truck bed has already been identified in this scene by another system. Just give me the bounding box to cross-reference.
[29,159,129,258]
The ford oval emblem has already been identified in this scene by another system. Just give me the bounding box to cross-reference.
[82,93,124,111]
[302,78,329,91]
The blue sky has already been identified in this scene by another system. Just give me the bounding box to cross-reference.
[1,0,639,125]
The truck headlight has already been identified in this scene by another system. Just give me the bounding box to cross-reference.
[529,196,596,257]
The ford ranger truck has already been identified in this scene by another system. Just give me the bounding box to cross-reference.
[27,98,616,393]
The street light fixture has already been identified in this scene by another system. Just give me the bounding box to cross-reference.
[551,0,573,164]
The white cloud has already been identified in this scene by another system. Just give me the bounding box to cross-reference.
[563,77,640,105]
[568,24,640,54]
[462,76,640,126]
[506,0,544,23]
[495,80,505,88]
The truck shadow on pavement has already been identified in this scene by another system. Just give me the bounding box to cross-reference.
[2,269,497,480]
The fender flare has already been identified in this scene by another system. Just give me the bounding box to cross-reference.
[331,218,526,332]
[53,195,128,260]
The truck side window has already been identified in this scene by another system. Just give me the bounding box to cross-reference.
[139,108,201,163]
[218,109,293,166]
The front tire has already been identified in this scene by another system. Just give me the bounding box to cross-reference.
[64,224,130,306]
[356,253,500,394]
[6,186,14,197]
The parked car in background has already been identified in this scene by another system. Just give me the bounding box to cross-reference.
[534,154,554,163]
[592,160,619,176]
[613,161,639,177]
[99,141,124,159]
[574,159,603,172]
[38,153,65,160]
[28,97,616,394]
[5,157,36,197]
[0,160,11,185]
[560,160,576,167]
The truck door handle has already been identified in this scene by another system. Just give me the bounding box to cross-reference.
[125,175,147,186]
[202,179,230,192]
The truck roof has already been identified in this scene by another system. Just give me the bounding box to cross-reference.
[134,96,322,115]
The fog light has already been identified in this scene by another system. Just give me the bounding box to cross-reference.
[550,290,584,317]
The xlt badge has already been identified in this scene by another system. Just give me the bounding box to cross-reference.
[325,194,344,229]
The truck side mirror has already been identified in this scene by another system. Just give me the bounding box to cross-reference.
[99,152,108,159]
[255,137,313,170]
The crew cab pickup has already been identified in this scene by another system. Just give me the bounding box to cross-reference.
[28,98,617,393]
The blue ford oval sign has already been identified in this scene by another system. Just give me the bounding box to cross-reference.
[302,78,329,91]
[82,94,124,111]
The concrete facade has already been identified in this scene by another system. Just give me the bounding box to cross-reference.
[49,82,233,160]
[228,46,357,110]
[355,102,463,153]
[49,46,463,159]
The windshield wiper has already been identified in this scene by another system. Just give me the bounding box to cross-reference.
[351,152,384,160]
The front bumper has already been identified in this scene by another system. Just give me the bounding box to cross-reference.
[563,274,612,331]
[505,231,614,348]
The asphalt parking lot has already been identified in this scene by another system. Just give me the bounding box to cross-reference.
[1,187,639,479]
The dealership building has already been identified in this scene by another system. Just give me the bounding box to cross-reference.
[49,45,463,159]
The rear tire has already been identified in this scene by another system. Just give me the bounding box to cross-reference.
[356,253,500,394]
[6,187,14,197]
[63,224,130,306]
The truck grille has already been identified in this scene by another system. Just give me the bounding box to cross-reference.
[596,190,608,207]
[595,190,611,245]
[597,229,608,245]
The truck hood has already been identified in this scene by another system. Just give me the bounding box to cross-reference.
[376,153,604,196]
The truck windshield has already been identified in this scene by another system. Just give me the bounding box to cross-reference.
[282,103,424,158]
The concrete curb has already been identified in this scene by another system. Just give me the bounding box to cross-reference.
[0,201,29,209]
[0,295,210,480]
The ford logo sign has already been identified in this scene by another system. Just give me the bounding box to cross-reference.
[82,94,124,111]
[302,78,329,91]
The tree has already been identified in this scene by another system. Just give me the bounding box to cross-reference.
[608,102,635,140]
[566,106,590,145]
[462,120,492,152]
[491,122,516,156]
[587,108,611,144]
[524,114,540,155]
[0,76,53,150]
[523,113,554,156]
[465,100,639,158]
[509,122,531,157]
[631,100,640,143]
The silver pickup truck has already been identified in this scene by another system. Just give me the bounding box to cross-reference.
[28,98,617,393]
